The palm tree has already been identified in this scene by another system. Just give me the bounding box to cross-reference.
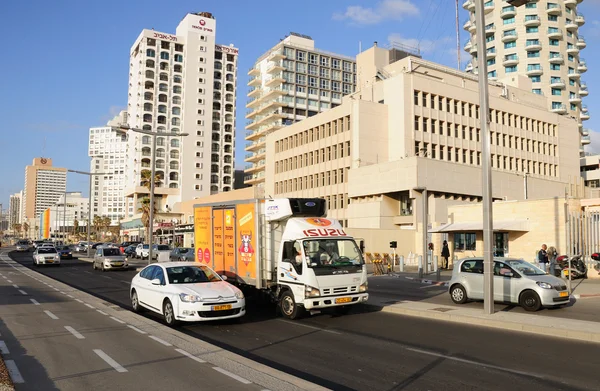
[22,222,29,239]
[12,224,22,238]
[138,197,156,241]
[93,215,103,240]
[140,169,162,190]
[73,218,79,234]
[101,216,111,240]
[34,226,39,240]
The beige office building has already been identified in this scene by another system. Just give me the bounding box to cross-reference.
[265,44,581,258]
[463,0,590,149]
[23,158,67,220]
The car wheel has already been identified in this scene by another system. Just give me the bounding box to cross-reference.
[450,284,468,304]
[279,291,302,320]
[163,299,178,327]
[92,262,96,270]
[101,263,106,272]
[131,290,144,313]
[520,290,542,312]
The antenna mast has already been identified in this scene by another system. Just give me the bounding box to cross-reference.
[456,0,461,70]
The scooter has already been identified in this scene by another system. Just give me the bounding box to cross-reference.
[591,253,600,276]
[556,254,587,279]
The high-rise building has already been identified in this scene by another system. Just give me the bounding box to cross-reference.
[463,0,590,149]
[23,158,67,220]
[51,192,90,234]
[244,33,360,187]
[124,11,238,219]
[89,111,128,224]
[9,191,23,227]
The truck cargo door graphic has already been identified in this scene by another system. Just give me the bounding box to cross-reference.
[194,206,213,265]
[223,208,236,278]
[236,203,256,281]
[212,209,224,273]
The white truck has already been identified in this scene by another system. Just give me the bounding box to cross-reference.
[193,198,369,319]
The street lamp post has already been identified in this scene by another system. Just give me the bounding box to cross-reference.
[68,169,110,258]
[113,125,188,264]
[475,0,530,314]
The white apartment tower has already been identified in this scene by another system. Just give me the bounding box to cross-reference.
[244,33,358,186]
[463,0,590,149]
[88,111,128,224]
[9,191,23,227]
[125,12,238,216]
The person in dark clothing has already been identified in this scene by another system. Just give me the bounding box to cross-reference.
[537,244,548,272]
[441,240,450,269]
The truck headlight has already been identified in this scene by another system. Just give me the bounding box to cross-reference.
[359,282,368,293]
[179,293,203,303]
[305,285,320,298]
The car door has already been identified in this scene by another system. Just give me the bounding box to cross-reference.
[135,266,156,310]
[94,249,102,268]
[147,266,167,310]
[493,261,520,304]
[460,259,484,299]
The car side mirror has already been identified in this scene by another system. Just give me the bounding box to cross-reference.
[220,275,228,281]
[151,278,162,285]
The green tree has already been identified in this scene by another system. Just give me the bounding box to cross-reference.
[140,169,162,190]
[22,222,30,239]
[93,215,103,240]
[137,197,156,242]
[73,218,79,234]
[13,224,22,238]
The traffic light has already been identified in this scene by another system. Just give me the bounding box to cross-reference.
[389,241,397,249]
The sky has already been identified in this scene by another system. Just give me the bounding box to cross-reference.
[0,0,599,209]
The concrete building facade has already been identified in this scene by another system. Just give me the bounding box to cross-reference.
[89,111,128,224]
[244,33,359,186]
[265,44,581,258]
[23,158,67,220]
[463,0,590,149]
[9,191,23,227]
[124,11,238,221]
[580,153,600,188]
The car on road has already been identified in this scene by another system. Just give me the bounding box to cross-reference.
[93,247,129,271]
[16,240,31,251]
[135,244,150,259]
[74,241,90,252]
[39,243,56,250]
[33,247,61,266]
[33,240,45,249]
[56,245,73,259]
[130,262,245,326]
[169,247,195,262]
[448,257,570,312]
[151,244,172,261]
[123,244,137,258]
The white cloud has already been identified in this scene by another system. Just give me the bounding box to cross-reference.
[333,0,419,25]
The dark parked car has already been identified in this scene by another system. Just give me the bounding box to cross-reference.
[169,247,195,262]
[56,246,73,259]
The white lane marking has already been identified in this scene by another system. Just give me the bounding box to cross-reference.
[96,310,108,316]
[30,299,40,306]
[127,325,147,334]
[12,284,19,288]
[75,299,83,303]
[119,280,130,285]
[148,335,172,346]
[405,347,547,379]
[7,280,12,283]
[84,303,95,309]
[276,319,342,335]
[83,271,92,274]
[44,310,59,320]
[101,275,112,279]
[93,349,128,373]
[18,290,27,295]
[67,294,74,298]
[53,288,60,292]
[213,367,252,384]
[4,360,24,383]
[175,348,206,363]
[64,326,85,339]
[0,341,9,354]
[110,316,126,324]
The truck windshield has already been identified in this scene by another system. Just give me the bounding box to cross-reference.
[303,239,364,268]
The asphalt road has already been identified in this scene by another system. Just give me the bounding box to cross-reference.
[8,250,600,391]
[0,252,267,391]
[368,274,600,322]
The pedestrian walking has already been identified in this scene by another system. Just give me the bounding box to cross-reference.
[537,244,549,272]
[547,246,558,276]
[441,240,450,269]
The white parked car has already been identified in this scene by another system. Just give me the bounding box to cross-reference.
[448,257,569,311]
[33,247,61,266]
[130,262,245,326]
[135,244,150,259]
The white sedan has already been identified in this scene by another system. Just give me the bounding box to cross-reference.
[130,262,245,326]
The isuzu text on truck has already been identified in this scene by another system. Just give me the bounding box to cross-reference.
[193,198,368,319]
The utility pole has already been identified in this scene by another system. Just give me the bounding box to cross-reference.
[455,0,461,70]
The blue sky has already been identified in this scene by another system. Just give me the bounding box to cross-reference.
[0,0,598,208]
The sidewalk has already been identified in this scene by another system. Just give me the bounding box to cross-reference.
[365,267,600,345]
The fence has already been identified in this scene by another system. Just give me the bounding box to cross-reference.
[566,210,600,271]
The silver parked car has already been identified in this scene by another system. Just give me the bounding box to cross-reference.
[169,247,194,262]
[93,247,128,271]
[448,257,570,311]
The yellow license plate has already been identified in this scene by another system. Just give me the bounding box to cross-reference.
[46,260,53,263]
[212,304,232,311]
[335,297,352,304]
[113,262,123,266]
[559,292,568,297]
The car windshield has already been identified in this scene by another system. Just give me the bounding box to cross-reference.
[143,245,149,249]
[57,246,69,251]
[18,241,28,245]
[505,259,546,276]
[38,248,57,254]
[302,239,364,268]
[178,248,190,254]
[156,245,170,250]
[166,265,222,284]
[103,248,121,256]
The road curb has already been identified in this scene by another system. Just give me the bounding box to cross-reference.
[0,356,15,391]
[573,293,600,299]
[363,303,600,345]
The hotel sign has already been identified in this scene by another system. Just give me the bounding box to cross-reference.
[215,45,239,55]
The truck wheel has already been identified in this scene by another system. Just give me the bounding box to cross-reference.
[279,291,302,320]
